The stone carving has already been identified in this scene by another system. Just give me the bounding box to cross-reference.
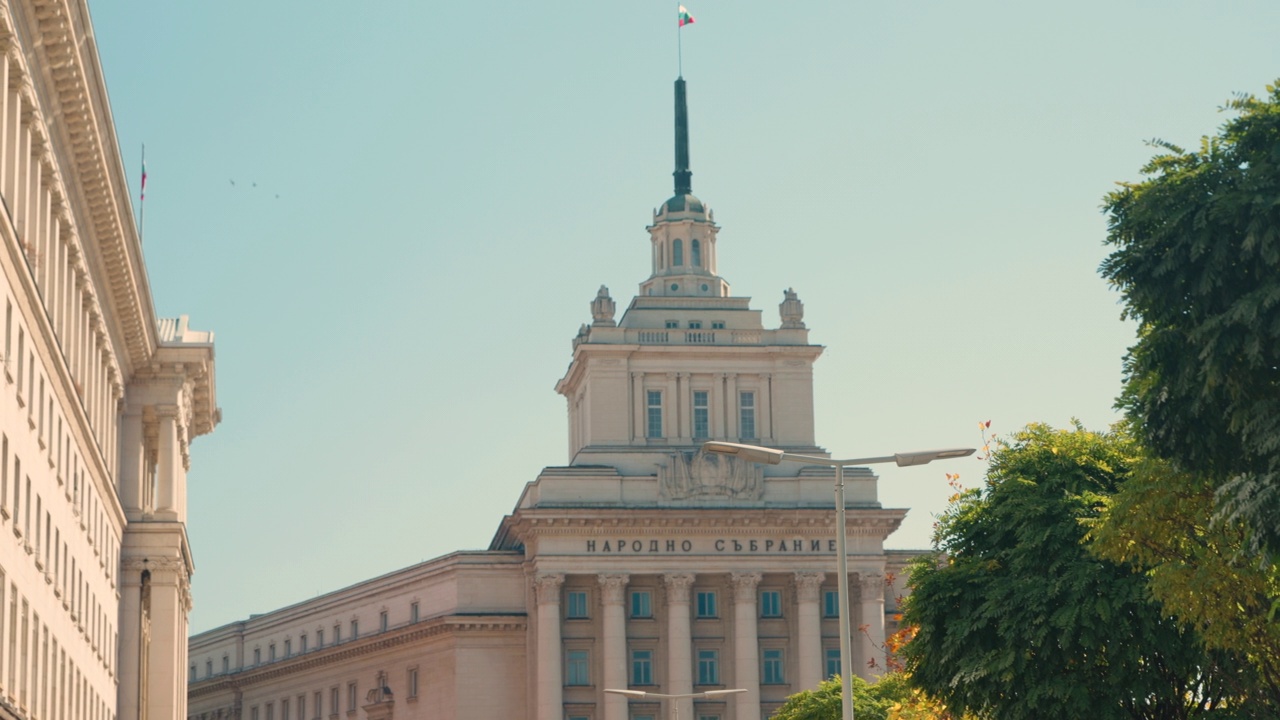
[857,573,885,600]
[658,450,763,501]
[532,573,564,605]
[598,574,630,605]
[663,573,696,604]
[780,287,806,329]
[591,285,617,326]
[793,572,825,603]
[729,572,762,603]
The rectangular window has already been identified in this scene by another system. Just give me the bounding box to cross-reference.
[711,321,725,330]
[315,691,323,719]
[566,590,589,619]
[823,590,840,618]
[334,623,341,644]
[222,656,230,673]
[695,591,717,618]
[697,649,719,685]
[298,695,306,720]
[664,320,679,329]
[762,648,785,684]
[347,682,357,712]
[350,619,358,640]
[206,660,213,677]
[688,321,702,329]
[300,634,308,653]
[692,391,709,439]
[410,602,419,623]
[646,391,663,438]
[318,628,325,647]
[631,649,653,685]
[266,702,275,720]
[739,392,756,439]
[284,639,291,657]
[825,648,841,680]
[269,643,276,661]
[282,699,290,720]
[253,648,261,665]
[566,649,590,686]
[379,610,388,632]
[760,590,782,618]
[630,590,652,618]
[407,667,419,698]
[330,687,339,716]
[251,707,259,720]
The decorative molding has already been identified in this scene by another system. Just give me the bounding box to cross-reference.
[729,572,762,603]
[532,573,564,605]
[597,573,629,605]
[857,574,885,599]
[658,450,763,501]
[662,573,696,604]
[793,571,825,603]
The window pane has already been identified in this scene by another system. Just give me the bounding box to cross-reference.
[825,648,841,679]
[567,650,590,686]
[647,391,663,438]
[760,590,781,618]
[693,391,709,439]
[695,591,717,618]
[632,650,653,685]
[823,590,840,618]
[763,648,785,684]
[697,649,719,685]
[567,590,589,619]
[739,392,756,439]
[630,591,652,618]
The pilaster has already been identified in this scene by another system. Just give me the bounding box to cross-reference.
[730,572,762,720]
[598,574,629,720]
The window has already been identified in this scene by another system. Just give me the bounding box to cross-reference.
[697,649,719,685]
[691,239,702,266]
[222,656,229,674]
[284,639,292,656]
[762,648,785,684]
[330,687,339,716]
[379,610,388,632]
[673,239,684,266]
[692,391,709,439]
[251,707,259,720]
[410,602,420,623]
[350,619,358,639]
[190,664,196,681]
[695,591,717,618]
[282,699,290,720]
[711,321,725,330]
[253,648,261,665]
[697,716,720,720]
[688,320,702,329]
[631,649,653,685]
[269,643,276,661]
[739,392,756,439]
[300,634,308,653]
[407,667,419,698]
[298,696,306,720]
[206,659,213,677]
[823,590,840,618]
[566,649,590,686]
[825,648,841,680]
[630,590,652,618]
[760,590,782,618]
[266,702,275,720]
[665,320,679,329]
[318,628,325,647]
[646,391,663,438]
[566,590,589,619]
[334,623,341,644]
[314,691,323,719]
[347,682,357,712]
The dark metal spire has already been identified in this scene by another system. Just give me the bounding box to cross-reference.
[673,77,692,195]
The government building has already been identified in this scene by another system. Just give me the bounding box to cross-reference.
[0,2,221,720]
[188,77,914,720]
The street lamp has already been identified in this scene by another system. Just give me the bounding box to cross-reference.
[702,441,974,720]
[603,689,747,720]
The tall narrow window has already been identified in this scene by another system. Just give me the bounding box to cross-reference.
[630,591,652,618]
[823,590,840,618]
[315,691,323,719]
[300,634,308,653]
[347,682,358,712]
[284,639,291,657]
[672,239,684,266]
[695,591,717,618]
[739,392,756,439]
[407,667,419,698]
[631,649,653,685]
[565,591,589,619]
[410,602,420,623]
[825,647,841,680]
[566,649,590,686]
[762,648,785,684]
[298,695,306,720]
[692,391,709,439]
[691,239,701,266]
[646,391,663,438]
[330,687,339,716]
[350,619,358,640]
[697,649,719,685]
[379,610,388,632]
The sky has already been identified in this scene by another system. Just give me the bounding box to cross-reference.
[84,1,1280,634]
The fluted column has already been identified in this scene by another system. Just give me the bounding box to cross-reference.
[731,572,762,720]
[599,574,630,720]
[534,574,565,720]
[794,572,825,689]
[858,574,886,679]
[664,573,696,720]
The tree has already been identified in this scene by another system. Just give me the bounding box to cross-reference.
[1100,81,1280,556]
[1089,457,1280,708]
[769,673,960,720]
[902,424,1244,720]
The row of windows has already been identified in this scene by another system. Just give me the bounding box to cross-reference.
[656,238,705,270]
[564,646,807,688]
[244,669,418,720]
[662,320,726,330]
[564,588,843,621]
[0,567,113,720]
[646,390,756,440]
[197,603,423,680]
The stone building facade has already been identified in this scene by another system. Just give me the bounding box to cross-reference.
[188,77,914,720]
[0,2,220,719]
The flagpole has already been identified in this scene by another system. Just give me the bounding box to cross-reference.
[138,144,146,244]
[677,1,683,77]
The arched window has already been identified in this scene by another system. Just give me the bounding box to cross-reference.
[691,239,702,267]
[658,242,665,269]
[673,239,684,266]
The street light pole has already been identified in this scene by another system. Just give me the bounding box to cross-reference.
[702,442,973,720]
[603,689,747,720]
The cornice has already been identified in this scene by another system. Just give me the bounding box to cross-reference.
[505,507,908,538]
[189,614,528,698]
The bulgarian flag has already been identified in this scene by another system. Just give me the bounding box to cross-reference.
[678,5,695,26]
[140,147,148,202]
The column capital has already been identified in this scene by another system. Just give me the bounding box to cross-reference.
[663,573,696,604]
[532,573,564,605]
[857,573,885,598]
[793,571,825,603]
[729,572,762,602]
[598,573,630,605]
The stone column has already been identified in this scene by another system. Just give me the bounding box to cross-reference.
[143,558,189,720]
[116,566,143,720]
[533,574,565,720]
[760,373,774,443]
[794,572,825,690]
[858,574,886,679]
[154,405,180,521]
[730,572,762,720]
[599,574,630,720]
[664,573,695,720]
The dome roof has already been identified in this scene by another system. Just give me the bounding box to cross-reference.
[660,193,705,216]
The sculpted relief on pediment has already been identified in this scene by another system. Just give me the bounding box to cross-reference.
[658,451,763,501]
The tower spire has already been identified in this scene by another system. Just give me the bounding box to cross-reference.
[673,77,692,195]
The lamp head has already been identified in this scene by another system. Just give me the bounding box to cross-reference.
[701,441,785,465]
[893,448,976,467]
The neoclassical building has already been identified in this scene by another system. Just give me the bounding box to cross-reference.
[0,2,220,720]
[188,77,912,720]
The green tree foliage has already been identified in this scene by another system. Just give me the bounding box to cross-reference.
[1089,458,1280,707]
[1100,81,1280,556]
[902,424,1246,720]
[769,673,960,720]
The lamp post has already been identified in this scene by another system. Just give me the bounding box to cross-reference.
[603,688,747,720]
[702,441,974,720]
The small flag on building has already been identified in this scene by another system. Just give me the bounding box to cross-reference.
[678,5,695,26]
[140,149,148,202]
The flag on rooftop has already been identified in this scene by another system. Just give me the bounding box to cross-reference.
[678,5,695,26]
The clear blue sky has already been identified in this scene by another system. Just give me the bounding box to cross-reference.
[87,1,1280,633]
